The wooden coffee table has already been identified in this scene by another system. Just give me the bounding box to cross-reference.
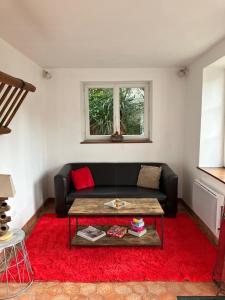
[68,198,164,249]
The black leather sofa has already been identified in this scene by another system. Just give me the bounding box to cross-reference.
[54,162,178,218]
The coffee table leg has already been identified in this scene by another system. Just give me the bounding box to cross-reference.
[75,217,78,233]
[68,216,71,249]
[161,215,164,249]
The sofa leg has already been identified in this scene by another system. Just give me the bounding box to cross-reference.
[165,211,177,218]
[57,213,67,218]
[56,209,68,218]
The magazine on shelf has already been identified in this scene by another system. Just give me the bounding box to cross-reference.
[107,225,127,238]
[77,226,106,242]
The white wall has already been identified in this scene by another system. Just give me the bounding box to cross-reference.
[184,38,225,208]
[1,31,225,229]
[199,67,225,167]
[45,68,186,196]
[0,38,47,229]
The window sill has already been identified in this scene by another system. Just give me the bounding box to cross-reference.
[197,167,225,184]
[80,139,152,144]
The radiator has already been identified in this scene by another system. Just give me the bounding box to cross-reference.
[192,179,224,237]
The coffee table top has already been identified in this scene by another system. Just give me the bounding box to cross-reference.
[68,198,164,216]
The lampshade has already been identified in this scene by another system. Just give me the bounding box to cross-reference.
[0,174,16,198]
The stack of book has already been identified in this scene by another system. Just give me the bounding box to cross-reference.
[107,225,127,238]
[77,226,106,242]
[128,218,147,237]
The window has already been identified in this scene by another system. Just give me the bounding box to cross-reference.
[199,62,225,167]
[82,81,151,142]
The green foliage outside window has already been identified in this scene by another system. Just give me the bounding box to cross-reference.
[120,87,144,135]
[89,88,113,135]
[89,87,144,135]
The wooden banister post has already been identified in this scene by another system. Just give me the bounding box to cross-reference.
[0,70,36,134]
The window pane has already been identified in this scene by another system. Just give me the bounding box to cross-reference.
[120,87,145,135]
[89,88,113,135]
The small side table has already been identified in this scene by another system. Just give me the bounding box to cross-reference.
[0,229,33,299]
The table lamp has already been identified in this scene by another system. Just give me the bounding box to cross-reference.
[0,174,15,240]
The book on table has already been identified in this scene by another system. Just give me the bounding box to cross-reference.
[77,226,106,242]
[107,225,127,238]
[129,218,147,237]
[128,228,147,237]
[131,223,145,232]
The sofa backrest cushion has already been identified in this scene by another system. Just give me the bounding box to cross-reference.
[115,163,164,186]
[70,162,164,187]
[115,163,140,186]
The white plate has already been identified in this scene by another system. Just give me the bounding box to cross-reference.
[104,198,129,210]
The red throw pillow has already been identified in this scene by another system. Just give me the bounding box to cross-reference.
[71,167,95,191]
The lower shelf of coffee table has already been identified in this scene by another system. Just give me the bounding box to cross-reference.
[71,225,161,247]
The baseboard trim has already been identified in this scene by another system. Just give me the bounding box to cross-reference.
[179,199,218,245]
[22,198,54,237]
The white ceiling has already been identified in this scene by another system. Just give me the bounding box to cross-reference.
[0,0,225,68]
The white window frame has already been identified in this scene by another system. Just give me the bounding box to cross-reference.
[82,81,151,141]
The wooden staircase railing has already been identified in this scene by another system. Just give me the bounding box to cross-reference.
[0,71,36,134]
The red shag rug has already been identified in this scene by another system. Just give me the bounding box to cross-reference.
[26,213,216,282]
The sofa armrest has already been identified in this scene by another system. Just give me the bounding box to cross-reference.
[161,164,178,217]
[54,164,72,217]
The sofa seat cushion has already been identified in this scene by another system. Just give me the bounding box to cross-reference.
[66,185,167,204]
[66,186,117,204]
[116,186,167,202]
